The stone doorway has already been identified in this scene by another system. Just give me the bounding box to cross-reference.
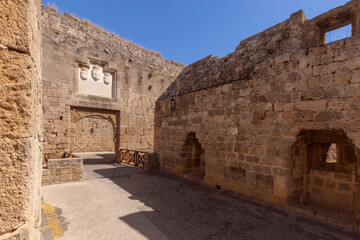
[181,132,205,181]
[69,107,120,162]
[291,130,360,219]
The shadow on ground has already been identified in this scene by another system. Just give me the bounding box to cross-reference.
[94,165,360,240]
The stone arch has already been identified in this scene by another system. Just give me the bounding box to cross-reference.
[69,107,119,155]
[180,132,205,181]
[290,129,360,220]
[71,112,116,125]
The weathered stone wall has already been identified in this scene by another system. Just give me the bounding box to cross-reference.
[42,158,83,185]
[0,0,43,239]
[72,116,114,152]
[309,170,354,212]
[41,8,183,158]
[155,0,360,222]
[69,107,117,153]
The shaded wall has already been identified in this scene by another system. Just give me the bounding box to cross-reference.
[155,0,360,220]
[0,0,43,239]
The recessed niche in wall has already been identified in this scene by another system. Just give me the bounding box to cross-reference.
[77,60,116,99]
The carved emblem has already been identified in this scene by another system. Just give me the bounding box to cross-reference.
[92,65,102,81]
[80,67,89,80]
[104,72,112,85]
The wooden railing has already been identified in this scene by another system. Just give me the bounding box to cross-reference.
[119,149,146,167]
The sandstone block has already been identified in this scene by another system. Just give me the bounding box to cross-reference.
[295,100,326,111]
[275,54,290,64]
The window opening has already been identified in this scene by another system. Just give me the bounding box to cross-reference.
[325,24,352,44]
[326,143,337,163]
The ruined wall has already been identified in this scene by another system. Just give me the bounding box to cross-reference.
[155,0,360,222]
[0,0,43,239]
[42,8,183,158]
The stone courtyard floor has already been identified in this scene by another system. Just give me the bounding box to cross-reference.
[41,164,360,240]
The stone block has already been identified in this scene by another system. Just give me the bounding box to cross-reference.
[265,93,291,103]
[272,168,292,177]
[312,177,324,187]
[302,90,325,100]
[261,157,279,166]
[335,71,350,85]
[307,76,320,89]
[56,168,71,175]
[256,174,274,192]
[290,10,306,26]
[246,156,260,163]
[295,100,326,111]
[47,159,59,167]
[314,111,342,122]
[275,54,290,64]
[238,153,245,161]
[326,179,336,189]
[234,142,249,153]
[59,159,71,166]
[334,172,352,181]
[327,62,339,74]
[60,175,73,182]
[338,182,352,191]
[345,83,360,97]
[73,174,82,181]
[313,65,327,76]
[254,165,272,174]
[320,74,334,88]
[273,177,290,200]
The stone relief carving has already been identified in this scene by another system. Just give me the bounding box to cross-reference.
[92,65,102,81]
[77,61,115,99]
[104,72,112,85]
[80,67,89,80]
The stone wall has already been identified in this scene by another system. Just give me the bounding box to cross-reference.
[41,8,183,159]
[155,0,360,222]
[0,0,43,239]
[72,116,115,152]
[42,158,83,185]
[309,170,354,213]
[69,107,117,153]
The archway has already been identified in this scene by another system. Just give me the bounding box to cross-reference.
[72,115,115,152]
[69,107,120,162]
[180,132,205,181]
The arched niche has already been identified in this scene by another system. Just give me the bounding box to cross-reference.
[180,132,205,181]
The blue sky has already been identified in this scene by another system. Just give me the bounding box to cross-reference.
[45,0,350,65]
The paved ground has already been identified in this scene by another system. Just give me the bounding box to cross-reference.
[41,164,360,240]
[72,152,115,164]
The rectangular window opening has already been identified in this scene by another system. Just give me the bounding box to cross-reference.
[326,143,337,164]
[325,24,352,44]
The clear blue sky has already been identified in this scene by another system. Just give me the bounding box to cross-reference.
[45,0,350,65]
